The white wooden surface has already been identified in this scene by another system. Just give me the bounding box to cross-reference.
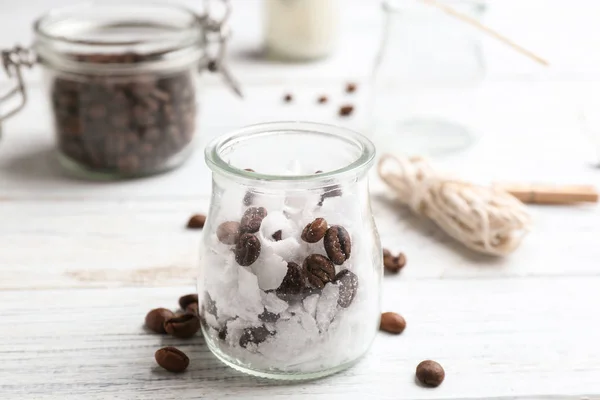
[2,1,600,399]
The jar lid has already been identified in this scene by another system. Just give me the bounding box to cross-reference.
[33,2,207,74]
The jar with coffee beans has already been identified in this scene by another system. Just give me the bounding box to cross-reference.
[199,122,383,379]
[0,1,240,179]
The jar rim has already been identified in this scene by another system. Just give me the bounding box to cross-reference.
[32,1,205,74]
[205,121,376,185]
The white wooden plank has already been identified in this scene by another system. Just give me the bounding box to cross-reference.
[0,278,599,399]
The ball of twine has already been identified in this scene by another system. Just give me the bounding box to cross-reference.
[377,154,532,256]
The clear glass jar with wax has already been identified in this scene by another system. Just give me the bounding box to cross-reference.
[199,122,382,379]
[0,1,240,179]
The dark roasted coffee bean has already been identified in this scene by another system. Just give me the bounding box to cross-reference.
[235,233,261,266]
[301,218,328,243]
[258,308,280,323]
[271,230,282,241]
[203,292,217,316]
[317,95,328,104]
[186,214,206,229]
[145,308,175,334]
[185,302,198,316]
[216,221,240,245]
[240,207,267,233]
[339,104,354,116]
[304,254,336,290]
[276,262,309,302]
[324,225,352,265]
[178,293,198,311]
[383,249,406,273]
[164,314,200,338]
[333,269,358,308]
[345,82,357,93]
[416,360,445,387]
[242,169,255,205]
[155,347,189,373]
[380,312,406,334]
[239,326,272,348]
[283,93,293,103]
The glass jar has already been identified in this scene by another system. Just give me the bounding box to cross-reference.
[369,0,486,157]
[200,121,382,379]
[0,1,240,179]
[264,0,339,61]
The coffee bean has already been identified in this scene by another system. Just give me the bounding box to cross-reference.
[240,207,267,233]
[283,93,293,103]
[239,326,272,348]
[383,249,407,273]
[304,254,336,290]
[276,261,309,302]
[155,347,189,373]
[185,302,198,316]
[178,293,198,311]
[242,169,255,205]
[258,308,280,323]
[235,233,261,266]
[339,104,354,116]
[317,95,328,104]
[324,225,352,265]
[416,360,445,387]
[333,269,358,308]
[145,308,175,334]
[345,82,357,93]
[186,214,206,229]
[217,221,241,245]
[380,312,406,334]
[164,314,200,338]
[271,230,282,241]
[301,218,328,243]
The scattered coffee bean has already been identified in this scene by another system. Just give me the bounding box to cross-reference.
[217,221,241,245]
[283,93,293,102]
[380,312,406,334]
[164,314,201,338]
[333,269,359,308]
[383,249,407,273]
[203,292,218,316]
[186,214,206,229]
[155,346,189,373]
[416,360,445,387]
[339,104,354,117]
[185,302,198,316]
[258,308,280,323]
[240,207,268,233]
[239,326,272,348]
[304,254,336,290]
[345,82,357,93]
[235,233,261,266]
[145,308,175,334]
[276,261,309,302]
[272,230,283,241]
[178,293,198,311]
[52,53,196,175]
[301,218,328,243]
[324,225,352,265]
[317,95,328,104]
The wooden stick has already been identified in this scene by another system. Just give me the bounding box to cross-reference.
[494,183,598,205]
[418,0,549,66]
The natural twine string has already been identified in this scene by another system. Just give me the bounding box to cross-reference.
[377,154,532,256]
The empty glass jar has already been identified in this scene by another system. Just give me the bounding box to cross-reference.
[369,0,486,156]
[199,121,382,379]
[0,1,239,179]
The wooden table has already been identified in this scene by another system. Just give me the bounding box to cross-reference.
[1,1,600,398]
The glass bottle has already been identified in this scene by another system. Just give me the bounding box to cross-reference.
[0,1,240,179]
[369,0,486,156]
[200,121,382,379]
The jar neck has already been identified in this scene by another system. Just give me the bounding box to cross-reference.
[205,121,376,191]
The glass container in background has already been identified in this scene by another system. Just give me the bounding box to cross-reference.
[264,0,339,61]
[369,0,487,156]
[200,122,382,379]
[0,1,239,179]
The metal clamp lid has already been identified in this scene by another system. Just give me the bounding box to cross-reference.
[0,45,35,124]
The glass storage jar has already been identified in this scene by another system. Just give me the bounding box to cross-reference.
[200,121,382,379]
[0,1,240,179]
[369,0,486,156]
